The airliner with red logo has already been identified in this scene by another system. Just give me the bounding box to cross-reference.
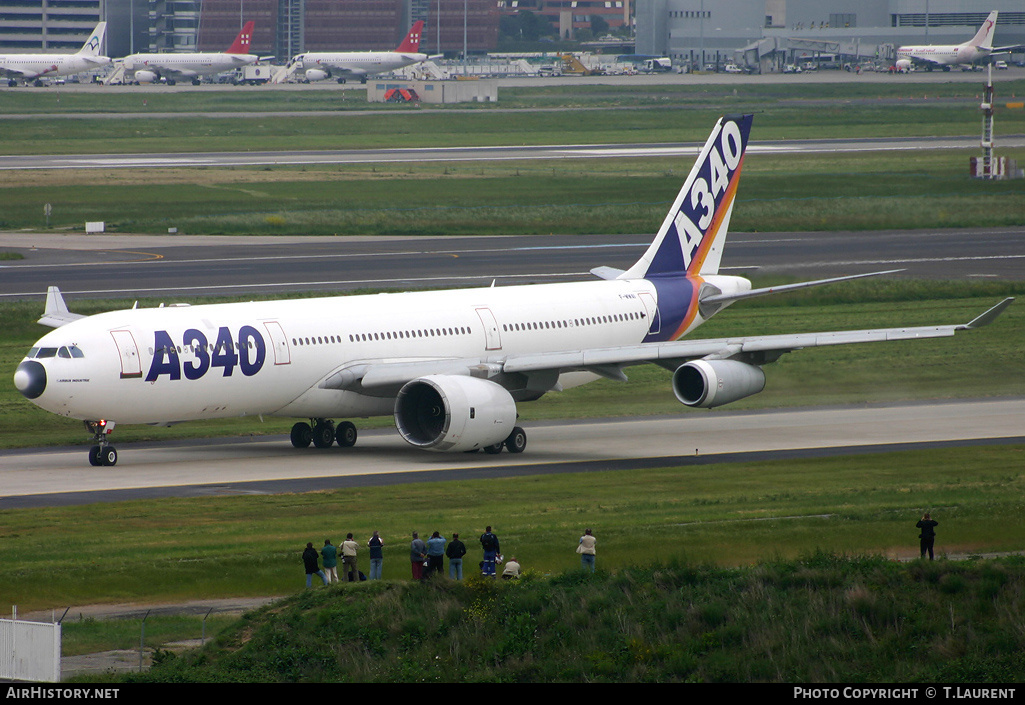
[13,115,1013,466]
[118,21,258,85]
[896,11,1022,71]
[283,21,429,84]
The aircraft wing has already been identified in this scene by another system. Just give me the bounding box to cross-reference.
[0,66,37,79]
[322,298,1013,392]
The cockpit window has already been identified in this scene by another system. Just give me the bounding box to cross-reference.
[27,346,84,359]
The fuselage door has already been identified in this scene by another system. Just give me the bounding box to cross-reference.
[110,329,143,379]
[638,292,661,336]
[262,321,291,365]
[475,307,502,351]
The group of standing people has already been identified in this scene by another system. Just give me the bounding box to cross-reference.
[303,526,598,586]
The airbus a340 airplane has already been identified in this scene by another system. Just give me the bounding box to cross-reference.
[14,115,1013,466]
[0,22,109,87]
[117,21,257,85]
[896,11,1021,71]
[282,21,428,84]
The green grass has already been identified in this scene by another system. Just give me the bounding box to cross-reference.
[3,442,1025,616]
[3,151,1024,235]
[120,555,1025,682]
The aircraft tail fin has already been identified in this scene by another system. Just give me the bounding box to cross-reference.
[76,22,106,56]
[619,114,753,280]
[227,21,255,54]
[395,21,425,53]
[970,11,998,50]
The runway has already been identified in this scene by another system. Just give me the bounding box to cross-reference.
[2,227,1024,303]
[2,398,1023,509]
[2,135,1024,171]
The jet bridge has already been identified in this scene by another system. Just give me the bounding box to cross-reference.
[740,36,886,72]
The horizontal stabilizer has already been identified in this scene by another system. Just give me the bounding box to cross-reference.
[590,266,625,280]
[699,269,905,306]
[39,286,85,328]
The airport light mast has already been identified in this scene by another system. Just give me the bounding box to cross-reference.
[979,64,995,179]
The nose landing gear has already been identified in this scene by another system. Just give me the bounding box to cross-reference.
[85,420,118,466]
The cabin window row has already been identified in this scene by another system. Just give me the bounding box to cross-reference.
[348,326,471,343]
[502,311,643,333]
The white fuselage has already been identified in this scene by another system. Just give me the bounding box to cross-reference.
[896,43,991,66]
[0,53,110,80]
[22,276,705,426]
[123,52,257,79]
[293,51,427,78]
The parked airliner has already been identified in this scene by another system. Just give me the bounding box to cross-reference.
[13,115,1013,466]
[0,22,109,87]
[896,11,1021,71]
[116,21,257,85]
[282,21,428,84]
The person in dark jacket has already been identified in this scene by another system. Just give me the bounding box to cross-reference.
[447,533,467,580]
[367,530,384,580]
[479,526,500,577]
[303,542,329,587]
[916,513,939,560]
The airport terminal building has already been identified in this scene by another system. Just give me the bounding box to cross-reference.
[1,0,1023,65]
[634,0,1025,71]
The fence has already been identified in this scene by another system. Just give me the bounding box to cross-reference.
[0,618,61,682]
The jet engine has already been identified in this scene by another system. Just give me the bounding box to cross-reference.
[304,68,329,82]
[894,59,912,73]
[394,374,517,452]
[672,360,766,408]
[134,70,158,84]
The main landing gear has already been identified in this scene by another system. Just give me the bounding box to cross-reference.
[480,426,528,455]
[290,419,358,449]
[85,420,118,466]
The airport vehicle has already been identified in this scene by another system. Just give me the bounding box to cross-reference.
[233,64,273,85]
[282,21,427,84]
[895,11,1022,72]
[116,21,257,85]
[0,22,109,87]
[14,115,1013,466]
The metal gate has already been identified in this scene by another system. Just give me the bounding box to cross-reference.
[1,618,61,682]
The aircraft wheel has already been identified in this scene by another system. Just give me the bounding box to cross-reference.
[88,445,103,466]
[100,446,118,466]
[312,422,335,448]
[335,421,357,448]
[290,422,313,448]
[505,427,527,454]
[483,442,504,455]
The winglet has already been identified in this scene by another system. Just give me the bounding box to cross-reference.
[38,286,85,328]
[962,297,1014,330]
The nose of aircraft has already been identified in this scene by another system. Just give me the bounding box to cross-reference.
[14,360,46,399]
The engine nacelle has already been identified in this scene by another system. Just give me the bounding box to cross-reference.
[305,68,329,82]
[134,70,158,84]
[395,375,517,452]
[672,360,766,408]
[895,59,912,73]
